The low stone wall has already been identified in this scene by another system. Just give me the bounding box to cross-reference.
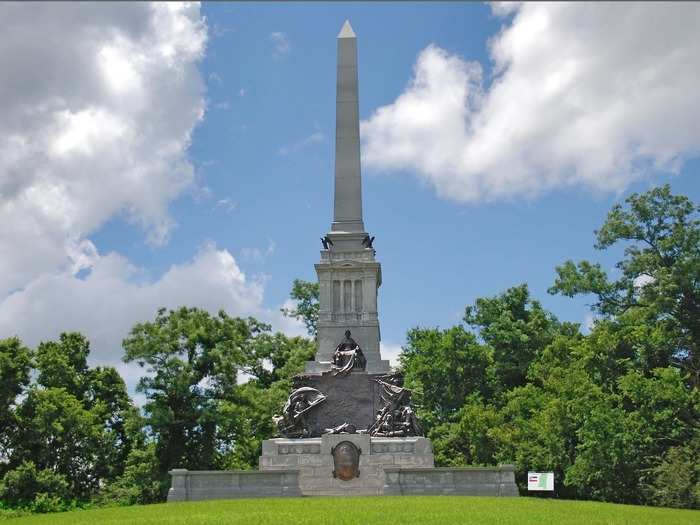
[167,469,301,502]
[167,442,518,500]
[383,465,519,497]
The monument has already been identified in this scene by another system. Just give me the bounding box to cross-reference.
[167,21,518,501]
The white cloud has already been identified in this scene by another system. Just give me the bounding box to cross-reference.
[583,312,597,334]
[633,273,655,289]
[239,88,247,97]
[361,3,700,202]
[241,239,276,263]
[215,197,238,213]
[380,342,404,368]
[0,242,305,394]
[270,31,290,59]
[277,131,325,156]
[0,2,207,297]
[211,22,235,39]
[0,4,310,398]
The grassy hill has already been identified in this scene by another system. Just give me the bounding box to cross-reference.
[3,496,699,524]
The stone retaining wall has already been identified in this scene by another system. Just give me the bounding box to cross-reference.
[167,469,301,501]
[383,465,519,496]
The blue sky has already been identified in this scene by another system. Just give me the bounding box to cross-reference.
[1,2,699,388]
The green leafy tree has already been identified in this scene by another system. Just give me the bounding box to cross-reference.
[98,442,162,506]
[34,333,136,485]
[281,279,319,337]
[401,325,494,428]
[646,433,700,509]
[122,306,314,495]
[0,461,70,510]
[35,333,90,399]
[550,185,700,385]
[123,308,250,480]
[85,366,138,482]
[0,338,32,464]
[12,387,105,500]
[491,372,592,500]
[429,394,502,467]
[465,284,573,392]
[565,368,699,503]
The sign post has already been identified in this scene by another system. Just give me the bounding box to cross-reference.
[527,471,554,491]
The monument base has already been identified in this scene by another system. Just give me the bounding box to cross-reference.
[167,435,519,500]
[260,435,434,496]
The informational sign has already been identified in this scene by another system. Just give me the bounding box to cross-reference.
[528,471,554,491]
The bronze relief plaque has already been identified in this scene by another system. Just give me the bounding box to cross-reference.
[331,441,361,481]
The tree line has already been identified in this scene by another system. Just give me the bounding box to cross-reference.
[0,185,698,515]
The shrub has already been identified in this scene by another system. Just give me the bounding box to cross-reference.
[0,461,70,510]
[647,436,700,509]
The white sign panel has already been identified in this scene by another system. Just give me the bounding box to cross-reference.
[528,471,554,491]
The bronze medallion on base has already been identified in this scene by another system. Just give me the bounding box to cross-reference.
[331,441,361,480]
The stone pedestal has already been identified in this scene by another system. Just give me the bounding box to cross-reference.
[260,435,435,496]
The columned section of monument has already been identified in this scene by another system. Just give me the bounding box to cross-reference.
[307,232,390,374]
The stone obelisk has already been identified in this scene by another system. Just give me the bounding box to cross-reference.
[332,20,363,233]
[306,21,390,374]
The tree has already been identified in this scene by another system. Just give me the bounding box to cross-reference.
[123,308,249,480]
[1,332,142,507]
[550,185,700,386]
[465,284,573,392]
[35,333,90,399]
[33,333,136,485]
[0,338,32,463]
[122,306,314,494]
[401,325,494,428]
[647,432,700,509]
[566,368,700,503]
[281,279,319,337]
[0,461,70,511]
[429,394,502,467]
[12,387,105,501]
[98,442,162,506]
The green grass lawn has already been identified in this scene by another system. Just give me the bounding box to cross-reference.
[3,496,699,525]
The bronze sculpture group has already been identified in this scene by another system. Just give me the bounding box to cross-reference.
[273,331,422,439]
[273,386,327,438]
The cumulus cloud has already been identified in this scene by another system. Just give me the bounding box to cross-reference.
[361,3,700,202]
[0,241,305,394]
[0,2,207,297]
[270,31,290,59]
[0,242,301,359]
[241,239,277,263]
[277,131,325,156]
[380,342,404,368]
[0,3,306,394]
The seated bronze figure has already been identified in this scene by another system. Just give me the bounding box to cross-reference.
[331,330,367,376]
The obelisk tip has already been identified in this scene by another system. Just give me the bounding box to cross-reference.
[338,20,356,39]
